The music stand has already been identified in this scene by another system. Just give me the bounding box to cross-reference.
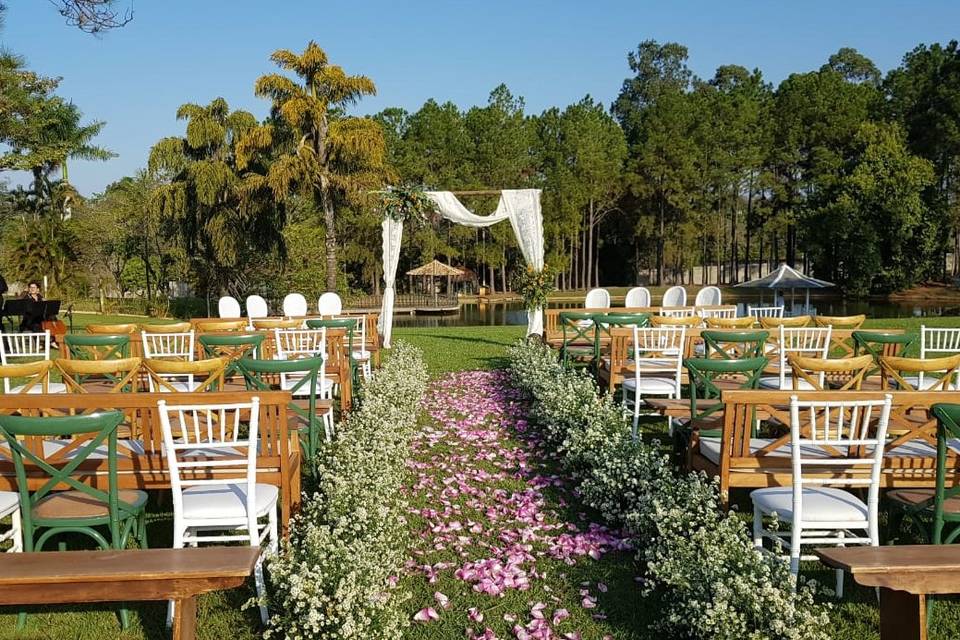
[42,300,61,320]
[0,299,31,333]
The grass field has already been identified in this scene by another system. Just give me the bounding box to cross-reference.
[4,316,960,638]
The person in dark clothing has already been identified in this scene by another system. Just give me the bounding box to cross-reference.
[19,281,44,332]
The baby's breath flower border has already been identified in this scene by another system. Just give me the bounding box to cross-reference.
[506,339,831,640]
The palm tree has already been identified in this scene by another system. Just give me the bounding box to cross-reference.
[149,98,283,297]
[242,41,387,291]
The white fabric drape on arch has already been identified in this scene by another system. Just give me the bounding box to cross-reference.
[378,188,544,347]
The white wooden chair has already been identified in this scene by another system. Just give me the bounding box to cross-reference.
[751,394,892,597]
[245,295,269,326]
[273,328,335,438]
[759,327,832,390]
[0,492,20,553]
[661,285,687,307]
[748,305,784,319]
[340,315,372,380]
[217,296,242,319]
[698,307,736,320]
[910,326,960,389]
[317,292,343,316]
[0,331,65,394]
[142,330,197,392]
[584,288,611,309]
[694,286,722,307]
[624,286,651,308]
[622,326,686,439]
[282,293,308,318]
[158,398,278,624]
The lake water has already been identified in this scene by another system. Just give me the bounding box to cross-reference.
[392,298,960,328]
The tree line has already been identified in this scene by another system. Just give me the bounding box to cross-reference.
[4,32,960,303]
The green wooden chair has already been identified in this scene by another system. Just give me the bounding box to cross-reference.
[593,312,651,367]
[306,318,360,386]
[678,356,769,464]
[887,403,960,545]
[63,334,130,361]
[558,311,598,368]
[701,330,769,360]
[198,333,265,379]
[853,330,916,381]
[238,356,332,470]
[0,411,148,629]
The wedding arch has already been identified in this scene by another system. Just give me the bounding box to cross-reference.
[378,189,544,347]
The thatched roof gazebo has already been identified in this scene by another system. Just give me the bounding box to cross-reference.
[406,260,465,306]
[406,259,465,278]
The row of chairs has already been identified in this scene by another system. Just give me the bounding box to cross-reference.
[584,285,722,309]
[218,292,343,319]
[0,398,279,625]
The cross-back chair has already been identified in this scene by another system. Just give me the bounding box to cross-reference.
[759,326,832,390]
[198,334,265,379]
[558,311,598,368]
[701,330,768,360]
[758,315,811,329]
[880,354,960,391]
[705,316,756,329]
[143,357,227,393]
[64,334,130,361]
[86,323,138,335]
[55,357,142,393]
[788,354,874,391]
[814,314,866,330]
[0,360,57,395]
[141,321,192,334]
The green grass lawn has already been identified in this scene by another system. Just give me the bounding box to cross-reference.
[4,316,960,639]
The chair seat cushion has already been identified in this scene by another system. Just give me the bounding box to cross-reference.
[352,350,371,361]
[281,377,334,397]
[758,376,818,391]
[623,377,679,394]
[887,488,960,514]
[156,380,204,393]
[0,491,18,515]
[9,382,67,395]
[181,482,279,520]
[33,489,147,520]
[751,486,868,522]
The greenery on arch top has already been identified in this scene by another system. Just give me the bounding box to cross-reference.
[379,184,439,227]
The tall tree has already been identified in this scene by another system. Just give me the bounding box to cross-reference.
[244,41,387,291]
[149,98,283,296]
[613,40,697,285]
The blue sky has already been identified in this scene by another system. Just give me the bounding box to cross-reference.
[4,0,960,195]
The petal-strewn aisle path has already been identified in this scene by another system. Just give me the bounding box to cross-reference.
[404,371,646,640]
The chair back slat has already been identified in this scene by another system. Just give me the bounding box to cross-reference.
[0,331,51,365]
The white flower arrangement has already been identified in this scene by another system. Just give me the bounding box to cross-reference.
[263,341,429,639]
[507,340,831,640]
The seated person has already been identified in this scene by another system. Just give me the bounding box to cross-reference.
[19,281,44,333]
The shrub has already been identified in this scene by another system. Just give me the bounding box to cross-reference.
[264,341,429,639]
[507,340,830,640]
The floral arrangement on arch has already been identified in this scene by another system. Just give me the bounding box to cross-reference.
[512,264,557,311]
[379,184,438,227]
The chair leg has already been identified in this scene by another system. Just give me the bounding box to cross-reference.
[10,509,21,553]
[167,524,186,628]
[836,530,845,599]
[752,507,763,549]
[254,548,268,625]
[789,527,802,587]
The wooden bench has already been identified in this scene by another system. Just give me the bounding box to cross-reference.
[0,391,302,530]
[816,545,960,640]
[0,546,259,640]
[692,389,960,503]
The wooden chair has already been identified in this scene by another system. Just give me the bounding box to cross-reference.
[788,354,874,391]
[705,316,756,329]
[751,395,893,597]
[888,403,960,545]
[86,323,138,335]
[0,331,51,364]
[143,357,227,393]
[880,354,960,391]
[623,326,686,438]
[0,360,58,395]
[684,356,768,432]
[195,319,248,332]
[157,398,277,625]
[56,357,142,393]
[758,315,811,329]
[702,330,768,360]
[64,334,130,361]
[557,312,597,368]
[815,314,866,330]
[758,326,832,390]
[141,322,192,334]
[854,330,917,382]
[238,356,332,463]
[251,318,303,331]
[198,334,265,379]
[748,305,784,320]
[650,314,701,328]
[697,306,736,320]
[0,410,148,628]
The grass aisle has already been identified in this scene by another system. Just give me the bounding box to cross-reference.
[403,370,647,640]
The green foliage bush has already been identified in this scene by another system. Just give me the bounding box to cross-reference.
[507,339,830,639]
[263,341,428,639]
